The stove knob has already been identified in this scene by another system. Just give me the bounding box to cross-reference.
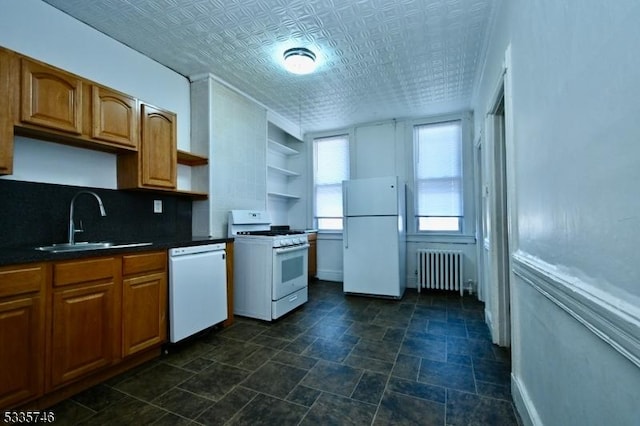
[274,240,282,247]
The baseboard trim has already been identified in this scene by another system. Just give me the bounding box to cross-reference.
[317,270,343,282]
[512,251,640,368]
[511,373,542,426]
[484,308,496,344]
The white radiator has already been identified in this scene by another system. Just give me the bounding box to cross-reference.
[417,250,463,295]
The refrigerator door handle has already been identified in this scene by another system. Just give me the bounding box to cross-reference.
[343,183,348,249]
[344,216,348,248]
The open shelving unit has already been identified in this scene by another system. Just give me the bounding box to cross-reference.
[175,149,208,198]
[177,149,208,166]
[266,122,305,225]
[268,139,299,156]
[268,164,300,177]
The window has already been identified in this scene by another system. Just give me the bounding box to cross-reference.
[314,134,349,230]
[414,120,463,232]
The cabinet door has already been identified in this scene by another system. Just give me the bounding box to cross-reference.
[140,104,176,189]
[308,233,317,279]
[0,263,46,409]
[91,86,138,149]
[20,58,82,134]
[50,281,118,389]
[122,272,167,356]
[0,295,44,409]
[0,48,16,175]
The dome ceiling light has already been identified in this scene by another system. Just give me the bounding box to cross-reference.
[283,47,317,75]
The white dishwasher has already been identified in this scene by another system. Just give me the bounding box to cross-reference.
[169,243,227,343]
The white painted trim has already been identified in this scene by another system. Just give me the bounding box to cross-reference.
[317,232,343,241]
[512,251,640,369]
[267,110,303,141]
[485,308,493,333]
[511,374,543,426]
[317,270,343,282]
[406,234,476,244]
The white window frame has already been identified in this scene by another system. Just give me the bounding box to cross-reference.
[313,134,350,231]
[413,119,464,234]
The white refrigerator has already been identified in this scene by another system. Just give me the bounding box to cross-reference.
[342,176,406,298]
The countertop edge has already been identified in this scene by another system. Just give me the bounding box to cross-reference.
[0,237,235,267]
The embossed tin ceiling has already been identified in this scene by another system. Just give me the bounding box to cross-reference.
[42,0,496,133]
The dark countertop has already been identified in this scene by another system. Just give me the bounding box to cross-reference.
[0,235,234,267]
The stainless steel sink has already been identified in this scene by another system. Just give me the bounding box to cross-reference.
[35,242,152,253]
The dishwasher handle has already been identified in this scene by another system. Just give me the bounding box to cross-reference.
[169,243,226,257]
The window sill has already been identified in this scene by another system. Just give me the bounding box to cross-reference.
[317,230,344,240]
[407,233,476,244]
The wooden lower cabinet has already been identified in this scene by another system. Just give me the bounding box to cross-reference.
[0,263,47,408]
[49,257,120,390]
[122,251,167,356]
[307,232,317,279]
[50,281,119,389]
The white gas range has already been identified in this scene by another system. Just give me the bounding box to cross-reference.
[228,210,309,321]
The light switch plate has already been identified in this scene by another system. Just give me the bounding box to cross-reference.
[153,200,162,213]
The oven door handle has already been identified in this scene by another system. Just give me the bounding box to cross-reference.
[274,244,310,255]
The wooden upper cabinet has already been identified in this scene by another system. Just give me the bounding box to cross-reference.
[20,58,82,135]
[0,48,17,175]
[91,85,138,149]
[118,103,177,190]
[141,104,177,189]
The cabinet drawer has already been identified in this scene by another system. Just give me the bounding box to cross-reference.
[54,257,116,287]
[0,264,45,298]
[122,251,166,276]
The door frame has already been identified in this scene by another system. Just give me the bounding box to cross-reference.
[473,135,485,302]
[484,44,517,347]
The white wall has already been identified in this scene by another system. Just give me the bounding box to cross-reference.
[309,115,478,288]
[0,0,190,189]
[191,76,267,238]
[473,0,640,424]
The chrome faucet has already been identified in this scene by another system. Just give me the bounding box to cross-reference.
[68,191,107,245]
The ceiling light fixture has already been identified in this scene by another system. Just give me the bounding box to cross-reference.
[283,47,316,75]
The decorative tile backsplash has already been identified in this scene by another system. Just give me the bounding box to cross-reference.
[0,179,192,249]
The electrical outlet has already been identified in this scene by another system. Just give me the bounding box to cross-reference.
[153,200,162,214]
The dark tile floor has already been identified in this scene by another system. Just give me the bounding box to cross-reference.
[52,281,521,425]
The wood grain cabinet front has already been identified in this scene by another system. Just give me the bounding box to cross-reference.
[90,85,138,149]
[49,257,120,390]
[20,58,83,135]
[0,263,47,409]
[307,232,317,279]
[0,47,17,175]
[117,103,177,190]
[121,251,167,357]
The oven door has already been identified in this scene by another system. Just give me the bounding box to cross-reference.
[272,243,309,300]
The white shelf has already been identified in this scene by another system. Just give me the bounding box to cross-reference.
[267,192,300,200]
[268,139,299,156]
[268,165,299,177]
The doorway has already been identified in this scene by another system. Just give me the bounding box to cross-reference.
[483,45,515,347]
